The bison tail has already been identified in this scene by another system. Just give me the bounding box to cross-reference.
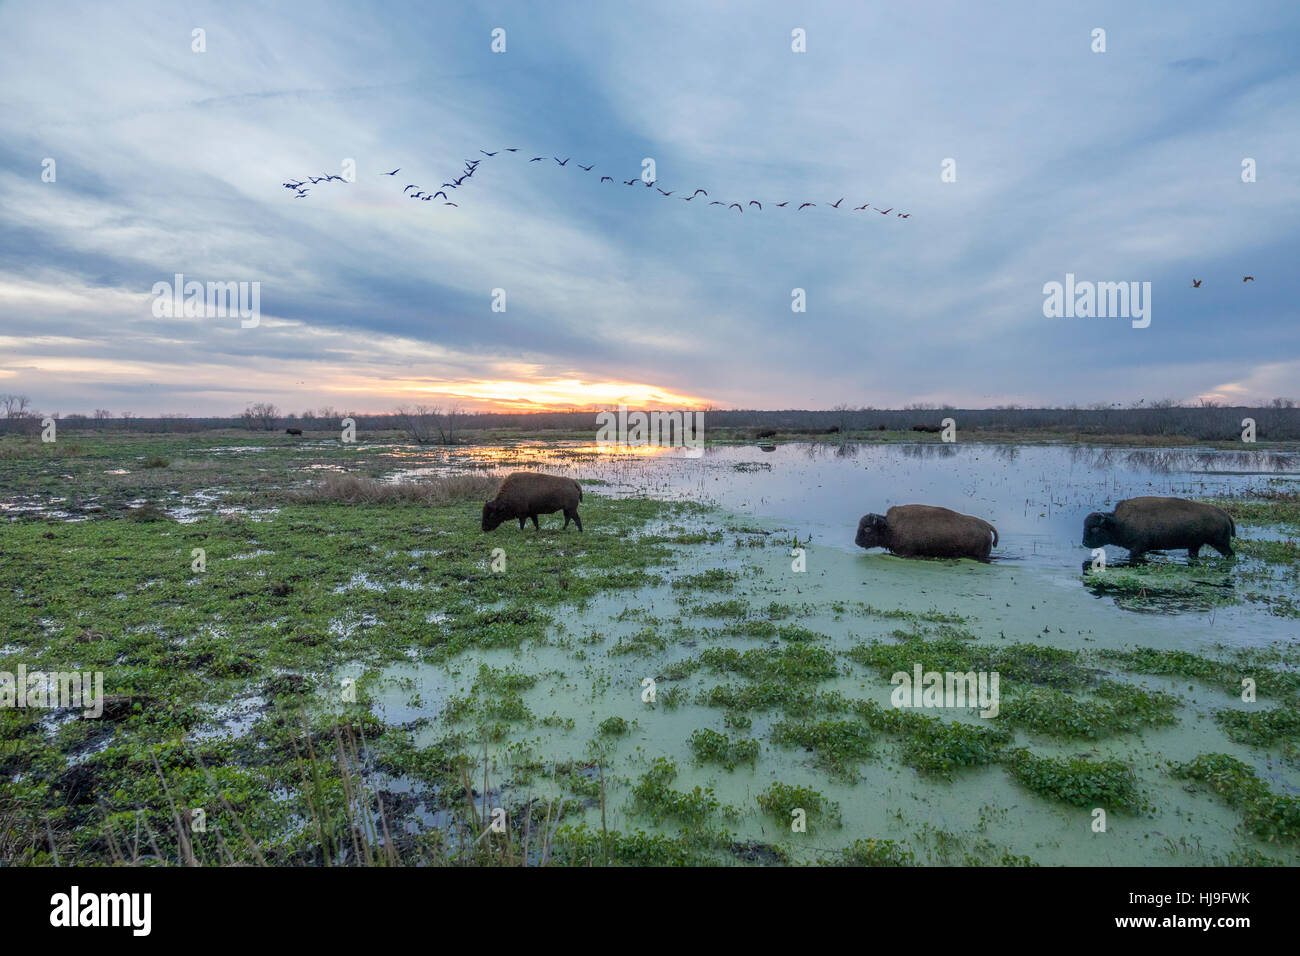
[987,523,999,547]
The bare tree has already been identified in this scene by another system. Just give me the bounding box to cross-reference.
[395,404,463,444]
[93,408,111,421]
[242,402,280,431]
[0,393,32,419]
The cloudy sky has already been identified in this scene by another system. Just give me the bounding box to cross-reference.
[1,0,1296,416]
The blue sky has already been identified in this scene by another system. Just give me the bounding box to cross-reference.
[1,0,1297,415]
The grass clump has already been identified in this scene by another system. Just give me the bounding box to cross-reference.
[688,728,759,770]
[998,682,1179,740]
[1213,704,1300,749]
[1004,749,1142,811]
[1173,753,1300,843]
[770,719,873,778]
[826,838,916,867]
[288,472,500,505]
[628,758,720,829]
[756,782,841,829]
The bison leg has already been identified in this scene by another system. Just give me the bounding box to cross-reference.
[1212,538,1234,558]
[1188,544,1201,562]
[518,517,526,530]
[565,508,582,532]
[531,515,540,530]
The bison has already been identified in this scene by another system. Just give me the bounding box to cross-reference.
[1082,496,1235,562]
[911,424,941,433]
[855,504,998,561]
[482,472,583,532]
[285,428,303,436]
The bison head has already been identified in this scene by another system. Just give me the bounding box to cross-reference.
[855,513,889,550]
[1082,511,1116,548]
[481,500,506,532]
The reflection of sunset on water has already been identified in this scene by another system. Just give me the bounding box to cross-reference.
[395,379,712,413]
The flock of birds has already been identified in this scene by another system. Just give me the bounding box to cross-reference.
[1191,277,1255,286]
[280,147,912,219]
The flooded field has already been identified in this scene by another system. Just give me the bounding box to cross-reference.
[2,434,1298,865]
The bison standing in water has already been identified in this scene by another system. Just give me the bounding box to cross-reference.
[1082,496,1235,561]
[482,472,583,532]
[855,505,998,561]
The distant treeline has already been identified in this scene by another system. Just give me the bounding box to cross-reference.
[5,405,1299,441]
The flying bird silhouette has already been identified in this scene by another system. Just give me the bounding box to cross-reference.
[897,213,910,219]
[403,185,418,193]
[875,207,892,214]
[444,202,458,207]
[480,150,497,157]
[529,157,544,162]
[657,188,674,196]
[853,203,869,211]
[577,163,594,171]
[692,189,708,197]
[729,203,743,212]
[623,179,637,185]
[382,168,400,176]
[1191,279,1202,288]
[600,176,613,183]
[504,147,519,152]
[1243,276,1255,282]
[644,180,655,188]
[798,203,815,210]
[709,201,724,205]
[554,157,569,166]
[433,191,448,199]
[830,198,844,208]
[774,202,789,207]
[749,201,761,210]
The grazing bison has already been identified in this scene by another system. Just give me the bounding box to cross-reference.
[285,427,303,436]
[856,505,998,561]
[482,472,583,532]
[911,424,941,433]
[1082,496,1235,561]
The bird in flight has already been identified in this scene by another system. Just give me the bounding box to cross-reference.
[1243,276,1255,282]
[830,198,844,208]
[749,201,761,210]
[382,168,400,176]
[529,156,544,162]
[433,190,448,199]
[692,189,708,197]
[480,150,497,157]
[709,201,724,205]
[774,201,789,207]
[410,192,424,199]
[403,185,418,193]
[504,147,519,152]
[875,207,892,214]
[798,203,815,210]
[1191,279,1202,288]
[644,180,655,188]
[623,179,637,185]
[554,157,570,166]
[897,213,911,219]
[600,176,613,183]
[444,202,458,207]
[577,163,594,171]
[295,190,309,198]
[853,203,869,211]
[729,203,743,212]
[657,188,673,196]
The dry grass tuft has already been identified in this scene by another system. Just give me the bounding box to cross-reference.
[288,472,500,505]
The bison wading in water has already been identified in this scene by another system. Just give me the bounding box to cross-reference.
[855,504,998,561]
[482,472,583,532]
[1082,496,1235,562]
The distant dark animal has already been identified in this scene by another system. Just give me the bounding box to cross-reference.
[856,505,998,561]
[285,428,303,436]
[382,168,400,175]
[756,429,777,439]
[798,203,815,210]
[911,424,941,433]
[1243,276,1254,282]
[1082,496,1235,562]
[830,198,844,208]
[824,425,840,434]
[1191,279,1202,288]
[482,472,583,532]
